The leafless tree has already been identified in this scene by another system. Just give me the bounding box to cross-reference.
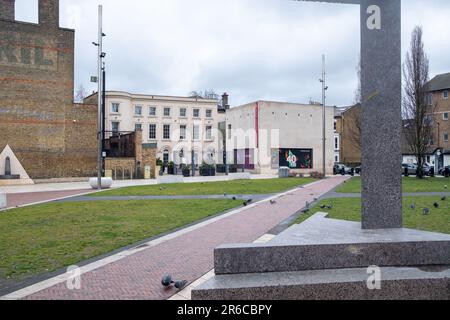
[74,84,87,103]
[344,104,362,153]
[189,89,220,100]
[403,26,435,178]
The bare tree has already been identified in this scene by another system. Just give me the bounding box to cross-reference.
[189,89,220,100]
[403,26,435,179]
[344,104,362,153]
[74,84,87,103]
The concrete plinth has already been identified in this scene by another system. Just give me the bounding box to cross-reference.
[192,213,450,300]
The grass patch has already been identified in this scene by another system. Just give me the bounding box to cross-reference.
[0,199,240,279]
[336,177,450,193]
[294,196,450,234]
[90,178,316,197]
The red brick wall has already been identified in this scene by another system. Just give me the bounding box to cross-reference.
[0,2,97,179]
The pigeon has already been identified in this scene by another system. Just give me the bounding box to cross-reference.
[445,185,448,189]
[270,200,277,205]
[247,199,253,204]
[232,196,237,201]
[243,202,248,206]
[441,196,447,201]
[410,204,416,209]
[224,193,227,197]
[423,208,430,215]
[161,275,173,287]
[320,205,326,209]
[301,208,310,214]
[174,280,188,290]
[327,204,333,210]
[433,202,439,208]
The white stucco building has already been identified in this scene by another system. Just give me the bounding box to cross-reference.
[103,91,227,166]
[225,101,335,175]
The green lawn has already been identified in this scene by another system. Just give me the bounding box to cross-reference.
[90,178,316,197]
[0,199,240,280]
[336,177,450,193]
[294,196,450,234]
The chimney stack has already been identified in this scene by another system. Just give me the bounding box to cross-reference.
[39,0,59,28]
[0,0,15,21]
[222,93,230,109]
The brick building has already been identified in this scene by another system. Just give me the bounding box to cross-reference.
[334,104,361,166]
[0,0,98,180]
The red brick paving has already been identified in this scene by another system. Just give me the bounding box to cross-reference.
[24,177,349,300]
[5,190,93,208]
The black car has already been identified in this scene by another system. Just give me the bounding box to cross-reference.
[333,164,353,175]
[439,165,450,177]
[354,166,361,174]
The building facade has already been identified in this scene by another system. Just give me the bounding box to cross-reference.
[428,73,450,169]
[97,91,227,167]
[0,0,97,180]
[225,101,335,175]
[335,104,361,166]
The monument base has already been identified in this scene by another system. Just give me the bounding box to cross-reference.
[0,178,34,186]
[192,213,450,300]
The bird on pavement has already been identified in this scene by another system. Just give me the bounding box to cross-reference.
[270,200,277,205]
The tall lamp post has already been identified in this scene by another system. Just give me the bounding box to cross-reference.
[93,5,106,190]
[319,54,328,177]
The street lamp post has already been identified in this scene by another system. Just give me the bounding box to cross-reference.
[319,54,328,177]
[94,5,106,190]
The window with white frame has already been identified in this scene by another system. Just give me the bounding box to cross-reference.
[135,105,142,116]
[180,125,187,140]
[149,124,156,139]
[163,124,170,140]
[444,90,449,100]
[206,126,212,140]
[149,106,157,116]
[164,107,171,117]
[228,124,232,139]
[112,121,120,134]
[444,132,449,142]
[112,103,120,113]
[443,112,449,121]
[335,137,339,150]
[206,109,212,118]
[180,108,187,117]
[193,125,200,140]
[193,109,200,118]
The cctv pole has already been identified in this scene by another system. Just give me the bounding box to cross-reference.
[97,5,103,190]
[320,54,327,177]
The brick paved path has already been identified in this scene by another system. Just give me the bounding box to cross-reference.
[5,190,93,209]
[22,176,348,300]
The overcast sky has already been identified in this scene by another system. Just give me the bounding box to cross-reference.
[14,0,450,107]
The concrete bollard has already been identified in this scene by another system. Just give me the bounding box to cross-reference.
[0,193,7,209]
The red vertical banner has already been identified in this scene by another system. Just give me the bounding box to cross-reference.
[255,102,259,149]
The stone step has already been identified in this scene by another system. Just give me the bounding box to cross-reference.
[192,266,450,300]
[214,213,450,275]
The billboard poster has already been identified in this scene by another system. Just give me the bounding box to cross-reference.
[279,149,313,169]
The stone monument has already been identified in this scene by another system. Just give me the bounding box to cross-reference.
[192,0,450,300]
[0,157,20,180]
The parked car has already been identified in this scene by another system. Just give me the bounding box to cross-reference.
[333,164,353,175]
[438,165,450,177]
[354,166,361,175]
[402,163,417,176]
